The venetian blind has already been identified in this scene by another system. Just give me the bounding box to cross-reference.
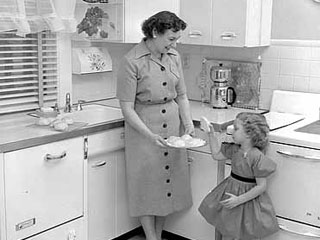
[0,31,58,115]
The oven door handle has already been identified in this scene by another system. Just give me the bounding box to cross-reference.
[279,223,320,237]
[276,150,320,161]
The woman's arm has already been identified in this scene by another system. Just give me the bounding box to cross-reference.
[220,177,267,209]
[120,101,166,147]
[175,93,195,136]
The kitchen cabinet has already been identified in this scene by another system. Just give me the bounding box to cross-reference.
[180,0,273,47]
[87,127,139,240]
[74,0,179,43]
[164,149,231,240]
[74,0,124,42]
[124,0,179,43]
[1,137,85,240]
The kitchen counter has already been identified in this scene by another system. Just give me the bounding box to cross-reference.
[0,99,263,153]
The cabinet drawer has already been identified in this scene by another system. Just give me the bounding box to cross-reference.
[4,137,84,240]
[28,217,84,240]
[88,127,124,153]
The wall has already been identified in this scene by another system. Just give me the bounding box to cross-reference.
[72,0,320,110]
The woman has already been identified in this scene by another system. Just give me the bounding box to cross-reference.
[116,11,194,240]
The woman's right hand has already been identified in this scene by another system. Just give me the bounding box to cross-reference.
[150,133,167,147]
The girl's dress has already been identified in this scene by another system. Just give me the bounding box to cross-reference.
[198,143,279,240]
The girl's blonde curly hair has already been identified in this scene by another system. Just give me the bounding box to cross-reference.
[236,112,270,153]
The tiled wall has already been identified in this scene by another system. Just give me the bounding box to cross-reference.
[259,40,320,109]
[176,40,320,110]
[72,40,320,110]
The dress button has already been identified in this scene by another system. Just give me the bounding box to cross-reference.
[163,123,167,128]
[162,82,167,86]
[165,165,169,170]
[167,192,172,197]
[164,151,168,156]
[163,97,167,101]
[166,179,170,183]
[162,109,166,114]
[161,66,165,71]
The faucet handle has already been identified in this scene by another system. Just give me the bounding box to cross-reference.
[76,100,85,111]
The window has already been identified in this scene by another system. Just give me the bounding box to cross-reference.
[0,31,58,115]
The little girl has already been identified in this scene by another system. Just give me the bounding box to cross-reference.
[198,112,279,240]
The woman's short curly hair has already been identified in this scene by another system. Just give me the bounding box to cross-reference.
[236,112,270,153]
[141,11,187,39]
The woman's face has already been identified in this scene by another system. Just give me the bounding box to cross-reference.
[154,29,181,54]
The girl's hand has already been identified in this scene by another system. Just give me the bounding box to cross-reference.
[220,193,242,209]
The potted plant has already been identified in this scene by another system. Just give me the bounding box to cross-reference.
[77,6,115,38]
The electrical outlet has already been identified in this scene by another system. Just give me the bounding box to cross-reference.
[182,53,190,69]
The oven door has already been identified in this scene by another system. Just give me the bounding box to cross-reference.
[267,142,320,237]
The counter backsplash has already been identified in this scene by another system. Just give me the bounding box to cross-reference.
[198,59,261,110]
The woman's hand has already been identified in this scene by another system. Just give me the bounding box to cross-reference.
[150,133,167,147]
[220,193,242,209]
[184,123,195,137]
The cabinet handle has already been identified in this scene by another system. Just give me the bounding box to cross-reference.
[187,156,194,164]
[279,223,320,237]
[188,30,203,38]
[91,160,107,168]
[276,150,320,161]
[220,32,237,40]
[120,131,125,139]
[44,151,67,161]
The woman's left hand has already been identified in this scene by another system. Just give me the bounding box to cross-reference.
[220,193,241,209]
[185,123,195,137]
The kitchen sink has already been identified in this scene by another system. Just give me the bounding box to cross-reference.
[28,104,123,126]
[63,104,123,126]
[295,120,320,135]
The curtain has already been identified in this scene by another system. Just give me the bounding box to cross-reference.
[0,0,77,35]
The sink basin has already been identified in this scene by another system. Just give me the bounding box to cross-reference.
[64,104,123,126]
[295,120,320,135]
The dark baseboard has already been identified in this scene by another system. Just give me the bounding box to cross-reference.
[113,226,144,240]
[112,227,191,240]
[163,230,191,240]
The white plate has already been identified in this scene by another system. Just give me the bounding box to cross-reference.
[165,137,206,149]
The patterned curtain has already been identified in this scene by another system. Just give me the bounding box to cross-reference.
[0,0,77,35]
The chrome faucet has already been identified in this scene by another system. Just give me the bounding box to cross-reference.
[64,93,72,113]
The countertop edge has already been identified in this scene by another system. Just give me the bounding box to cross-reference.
[0,120,124,153]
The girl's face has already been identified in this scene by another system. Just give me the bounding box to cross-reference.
[232,119,249,144]
[154,29,181,54]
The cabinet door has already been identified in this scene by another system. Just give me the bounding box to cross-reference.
[4,137,84,240]
[74,0,124,41]
[164,150,231,240]
[115,149,140,236]
[179,0,212,45]
[124,0,179,43]
[87,130,118,240]
[211,0,272,47]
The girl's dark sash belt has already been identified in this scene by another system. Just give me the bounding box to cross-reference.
[231,172,256,183]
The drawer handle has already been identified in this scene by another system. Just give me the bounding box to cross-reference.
[220,32,237,40]
[279,223,320,237]
[188,30,203,38]
[44,151,66,161]
[92,160,107,168]
[276,150,320,161]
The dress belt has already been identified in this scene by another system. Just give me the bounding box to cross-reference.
[231,172,256,183]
